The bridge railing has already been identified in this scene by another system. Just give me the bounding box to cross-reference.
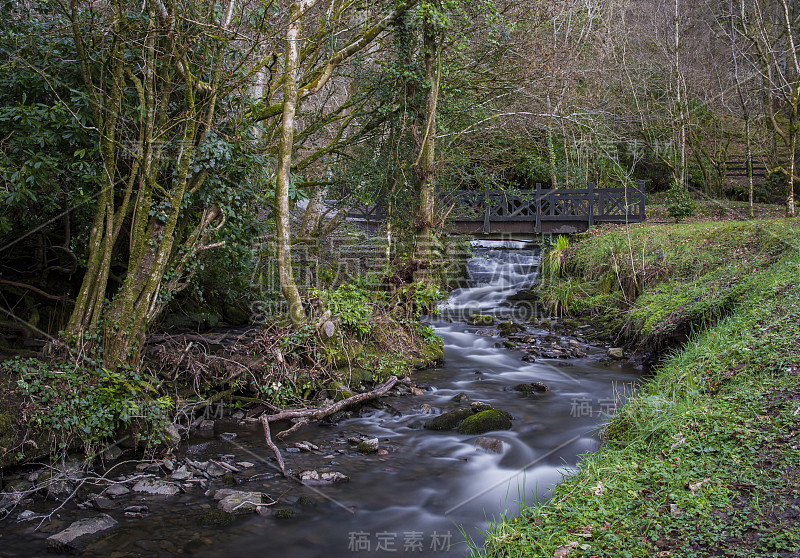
[343,181,646,233]
[448,181,646,233]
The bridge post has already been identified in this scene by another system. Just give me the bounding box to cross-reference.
[639,180,646,221]
[482,184,491,234]
[535,182,542,234]
[588,182,595,228]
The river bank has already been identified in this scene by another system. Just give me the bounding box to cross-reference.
[482,218,800,557]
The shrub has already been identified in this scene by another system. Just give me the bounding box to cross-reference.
[665,184,697,221]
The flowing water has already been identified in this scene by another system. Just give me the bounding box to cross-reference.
[3,240,640,558]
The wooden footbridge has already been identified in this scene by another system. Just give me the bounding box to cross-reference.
[346,181,646,235]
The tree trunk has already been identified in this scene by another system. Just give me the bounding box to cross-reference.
[414,15,439,271]
[275,1,317,325]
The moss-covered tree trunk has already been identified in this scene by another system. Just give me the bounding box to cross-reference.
[275,0,317,325]
[414,15,440,271]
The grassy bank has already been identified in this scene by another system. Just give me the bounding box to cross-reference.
[483,219,800,557]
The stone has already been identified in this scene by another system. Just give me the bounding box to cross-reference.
[470,402,494,413]
[498,321,525,336]
[197,420,215,432]
[423,408,472,431]
[607,347,625,359]
[46,514,118,554]
[468,314,495,326]
[162,424,182,449]
[457,410,512,435]
[450,392,470,403]
[90,497,119,511]
[205,462,228,477]
[272,508,296,519]
[103,484,130,498]
[17,509,37,522]
[236,462,255,469]
[217,491,264,515]
[101,446,124,461]
[296,441,319,452]
[356,438,379,454]
[170,466,193,481]
[123,505,149,518]
[474,437,505,454]
[219,432,237,441]
[131,479,180,496]
[299,470,349,485]
[512,382,549,396]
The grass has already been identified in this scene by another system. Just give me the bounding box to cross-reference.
[481,218,800,557]
[547,219,800,353]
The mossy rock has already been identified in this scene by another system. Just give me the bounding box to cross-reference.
[457,410,512,435]
[469,314,495,326]
[424,408,473,431]
[273,508,296,519]
[498,321,525,336]
[470,402,494,413]
[199,509,234,527]
[512,382,549,396]
[451,392,470,403]
[326,380,355,402]
[503,341,518,350]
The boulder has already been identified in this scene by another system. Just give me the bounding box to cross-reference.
[607,347,625,359]
[103,484,130,498]
[356,438,379,454]
[131,479,180,496]
[457,410,512,435]
[498,321,525,336]
[46,514,117,554]
[217,491,264,514]
[474,437,505,454]
[512,382,549,396]
[423,408,473,431]
[298,470,349,485]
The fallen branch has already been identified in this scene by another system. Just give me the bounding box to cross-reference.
[259,375,399,476]
[261,417,286,477]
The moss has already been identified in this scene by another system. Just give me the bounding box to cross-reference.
[326,380,355,401]
[469,314,495,326]
[498,321,525,336]
[199,509,233,526]
[222,474,236,486]
[451,392,470,403]
[512,382,548,395]
[424,408,473,431]
[273,508,296,519]
[326,341,364,369]
[356,440,379,454]
[457,410,512,435]
[419,336,444,365]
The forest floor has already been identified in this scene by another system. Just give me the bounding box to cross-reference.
[482,216,800,557]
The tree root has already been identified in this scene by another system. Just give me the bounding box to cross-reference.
[259,376,398,477]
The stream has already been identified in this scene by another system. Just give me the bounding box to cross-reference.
[1,240,640,558]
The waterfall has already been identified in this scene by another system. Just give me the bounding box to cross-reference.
[439,239,540,320]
